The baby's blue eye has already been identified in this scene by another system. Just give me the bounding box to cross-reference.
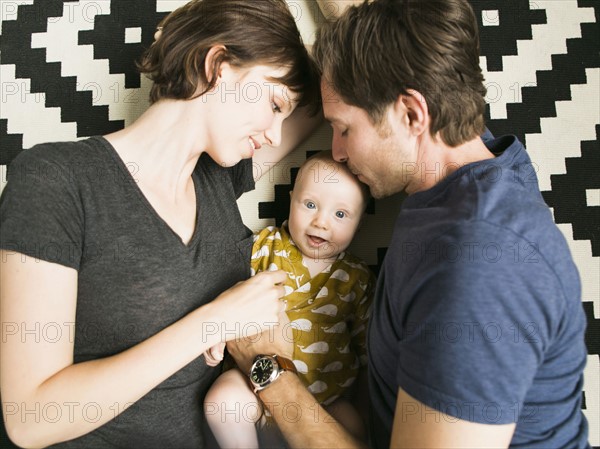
[306,201,316,209]
[335,211,346,219]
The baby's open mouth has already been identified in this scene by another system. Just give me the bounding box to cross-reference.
[308,235,327,246]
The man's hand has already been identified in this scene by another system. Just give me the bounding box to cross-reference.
[226,310,293,373]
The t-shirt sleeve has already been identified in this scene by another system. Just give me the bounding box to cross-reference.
[229,157,255,199]
[396,223,559,425]
[0,147,84,269]
[250,226,275,275]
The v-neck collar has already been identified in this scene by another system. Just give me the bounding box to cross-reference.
[97,136,202,250]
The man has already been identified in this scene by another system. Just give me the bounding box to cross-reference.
[228,1,590,447]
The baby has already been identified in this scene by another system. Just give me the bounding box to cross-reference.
[204,151,376,448]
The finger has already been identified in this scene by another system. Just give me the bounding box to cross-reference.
[278,309,291,325]
[277,284,287,298]
[208,345,223,359]
[257,269,287,285]
[212,347,224,360]
[279,299,288,314]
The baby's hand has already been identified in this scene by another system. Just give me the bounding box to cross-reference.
[203,342,226,367]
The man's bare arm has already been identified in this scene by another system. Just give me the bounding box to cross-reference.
[390,388,516,449]
[257,372,367,449]
[227,319,365,448]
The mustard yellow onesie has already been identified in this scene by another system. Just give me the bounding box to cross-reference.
[251,225,376,405]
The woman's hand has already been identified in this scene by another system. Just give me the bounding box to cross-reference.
[203,342,226,367]
[202,270,288,344]
[226,309,293,373]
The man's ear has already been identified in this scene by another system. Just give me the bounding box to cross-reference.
[204,45,228,85]
[394,89,429,137]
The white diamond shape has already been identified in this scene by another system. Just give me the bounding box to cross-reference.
[586,189,600,207]
[125,27,142,44]
[482,10,499,27]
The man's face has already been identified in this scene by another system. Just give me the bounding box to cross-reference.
[321,80,417,198]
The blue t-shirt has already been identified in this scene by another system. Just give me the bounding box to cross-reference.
[368,133,590,448]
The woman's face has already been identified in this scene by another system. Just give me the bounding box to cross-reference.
[203,64,298,167]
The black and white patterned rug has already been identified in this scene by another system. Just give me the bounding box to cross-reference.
[1,1,598,446]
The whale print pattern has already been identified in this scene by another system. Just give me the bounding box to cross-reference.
[250,225,376,404]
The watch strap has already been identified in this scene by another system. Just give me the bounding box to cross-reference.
[250,355,297,394]
[275,355,297,374]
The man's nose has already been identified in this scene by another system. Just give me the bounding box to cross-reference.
[332,133,347,162]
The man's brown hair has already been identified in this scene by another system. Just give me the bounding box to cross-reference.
[313,0,487,146]
[138,0,320,113]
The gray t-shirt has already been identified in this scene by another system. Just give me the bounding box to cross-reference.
[0,136,255,448]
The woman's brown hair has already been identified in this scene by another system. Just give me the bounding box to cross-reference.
[313,0,487,146]
[138,0,320,113]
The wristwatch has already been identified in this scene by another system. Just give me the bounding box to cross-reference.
[249,354,297,393]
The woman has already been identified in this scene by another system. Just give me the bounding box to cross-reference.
[0,1,320,447]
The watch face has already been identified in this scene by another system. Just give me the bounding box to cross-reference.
[251,358,274,385]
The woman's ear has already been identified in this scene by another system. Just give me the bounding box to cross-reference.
[394,89,430,137]
[204,45,228,85]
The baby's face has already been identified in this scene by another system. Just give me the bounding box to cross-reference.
[288,160,365,262]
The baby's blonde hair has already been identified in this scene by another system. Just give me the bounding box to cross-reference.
[295,151,371,212]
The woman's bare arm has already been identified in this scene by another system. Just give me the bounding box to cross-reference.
[1,251,285,448]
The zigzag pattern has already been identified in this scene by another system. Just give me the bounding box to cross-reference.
[0,0,122,147]
[0,1,598,447]
[481,1,599,144]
